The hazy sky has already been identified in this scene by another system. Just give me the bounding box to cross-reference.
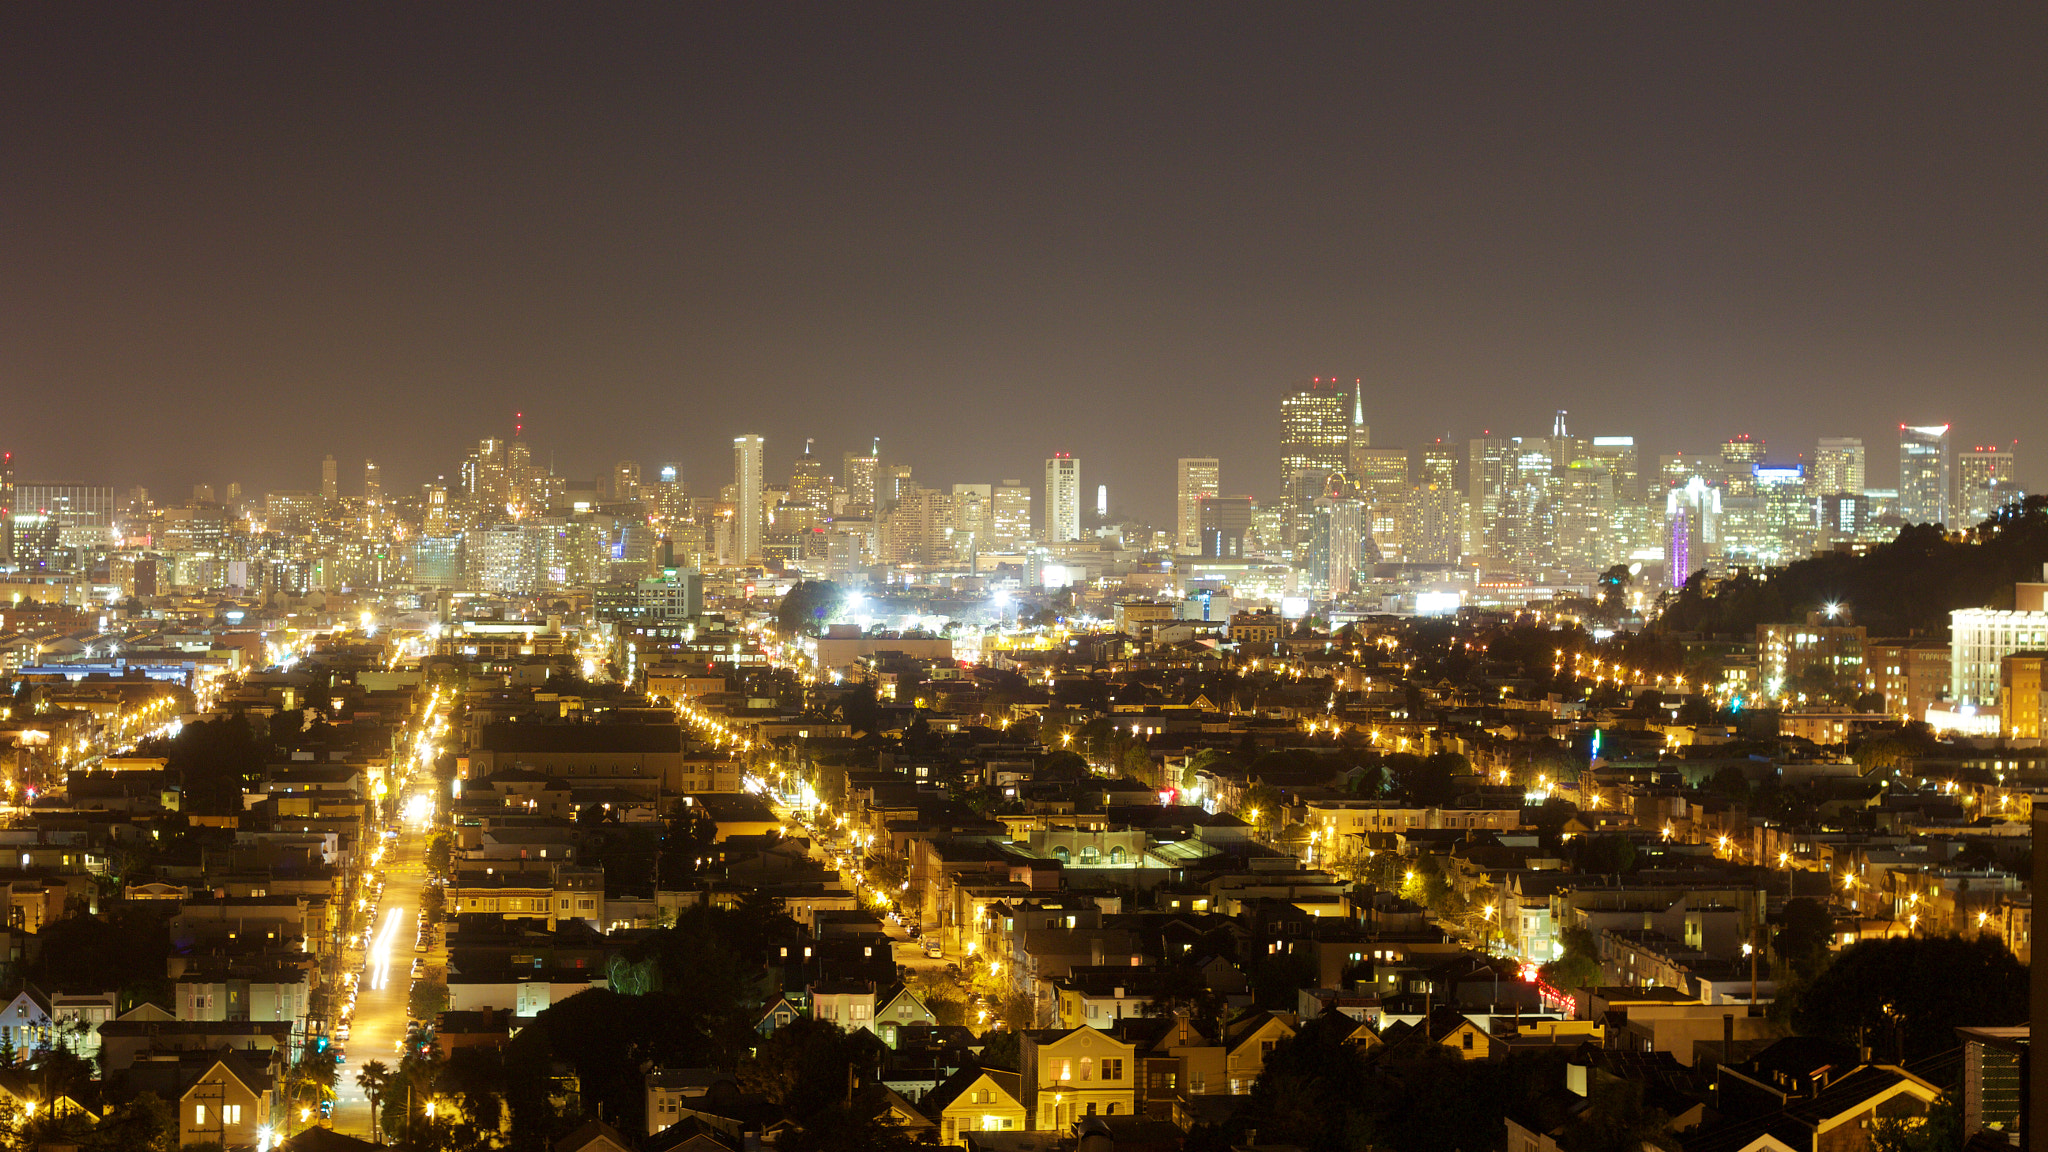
[3,5,2042,516]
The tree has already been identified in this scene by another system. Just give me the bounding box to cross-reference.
[1773,898,1833,981]
[1556,1077,1680,1152]
[1540,927,1604,995]
[776,581,845,639]
[357,1060,395,1143]
[1791,935,2028,1064]
[1867,1092,1963,1152]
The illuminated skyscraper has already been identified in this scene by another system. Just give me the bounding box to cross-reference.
[320,455,338,503]
[990,482,1032,550]
[1720,435,1764,496]
[1198,495,1254,559]
[1350,448,1409,561]
[1811,437,1865,496]
[951,483,992,556]
[791,442,831,509]
[1409,444,1460,565]
[1280,380,1350,550]
[734,435,765,562]
[1045,455,1081,543]
[842,443,879,512]
[1898,424,1952,526]
[614,460,642,503]
[1465,436,1515,562]
[1176,458,1220,553]
[363,459,381,504]
[0,452,13,562]
[1958,443,2018,525]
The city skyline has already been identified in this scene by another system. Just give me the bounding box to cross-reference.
[3,6,2043,511]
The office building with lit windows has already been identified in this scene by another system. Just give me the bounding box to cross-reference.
[1898,424,1952,527]
[1045,456,1081,543]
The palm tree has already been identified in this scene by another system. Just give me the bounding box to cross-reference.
[355,1060,393,1142]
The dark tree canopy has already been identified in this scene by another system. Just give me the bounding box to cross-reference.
[1791,935,2027,1064]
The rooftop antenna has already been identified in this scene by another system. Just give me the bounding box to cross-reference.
[1553,409,1569,438]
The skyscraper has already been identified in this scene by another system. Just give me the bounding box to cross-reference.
[0,452,14,563]
[1958,443,2018,525]
[1720,435,1765,496]
[1350,448,1409,561]
[1811,437,1866,496]
[363,459,381,503]
[614,460,642,504]
[734,435,765,562]
[951,483,992,554]
[1176,458,1220,553]
[1197,495,1254,559]
[1409,444,1460,565]
[1280,380,1351,549]
[990,483,1032,550]
[842,443,879,512]
[1045,455,1081,543]
[1898,424,1952,526]
[320,454,338,503]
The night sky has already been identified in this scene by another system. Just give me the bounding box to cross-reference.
[3,5,2042,514]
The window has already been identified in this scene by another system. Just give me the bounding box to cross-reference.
[1102,1059,1123,1080]
[195,1105,206,1125]
[1461,1031,1475,1051]
[1086,1103,1097,1116]
[1060,1059,1073,1081]
[1080,1057,1093,1081]
[224,1104,242,1124]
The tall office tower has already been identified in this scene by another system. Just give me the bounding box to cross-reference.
[1465,437,1515,562]
[0,451,14,562]
[881,464,915,514]
[1311,474,1369,597]
[422,483,452,536]
[505,437,536,513]
[1756,465,1813,562]
[1045,455,1081,543]
[1666,476,1723,585]
[1408,444,1460,564]
[1500,439,1558,569]
[1811,438,1866,496]
[791,442,832,509]
[842,443,879,512]
[1350,448,1409,561]
[320,455,339,503]
[990,483,1032,550]
[882,485,957,565]
[613,460,642,504]
[1198,495,1255,559]
[1280,380,1351,550]
[1584,437,1643,552]
[1720,435,1765,496]
[1346,379,1372,460]
[363,460,381,504]
[463,438,508,516]
[1176,458,1221,553]
[733,435,765,562]
[1552,459,1612,575]
[1958,443,2019,525]
[951,484,992,555]
[1898,424,1952,526]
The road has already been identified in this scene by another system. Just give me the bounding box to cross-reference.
[329,805,432,1138]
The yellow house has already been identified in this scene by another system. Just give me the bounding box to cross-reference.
[928,1067,1026,1146]
[1024,1027,1138,1129]
[1223,1013,1296,1094]
[179,1052,273,1149]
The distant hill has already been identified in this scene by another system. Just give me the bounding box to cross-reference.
[1651,496,2048,639]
